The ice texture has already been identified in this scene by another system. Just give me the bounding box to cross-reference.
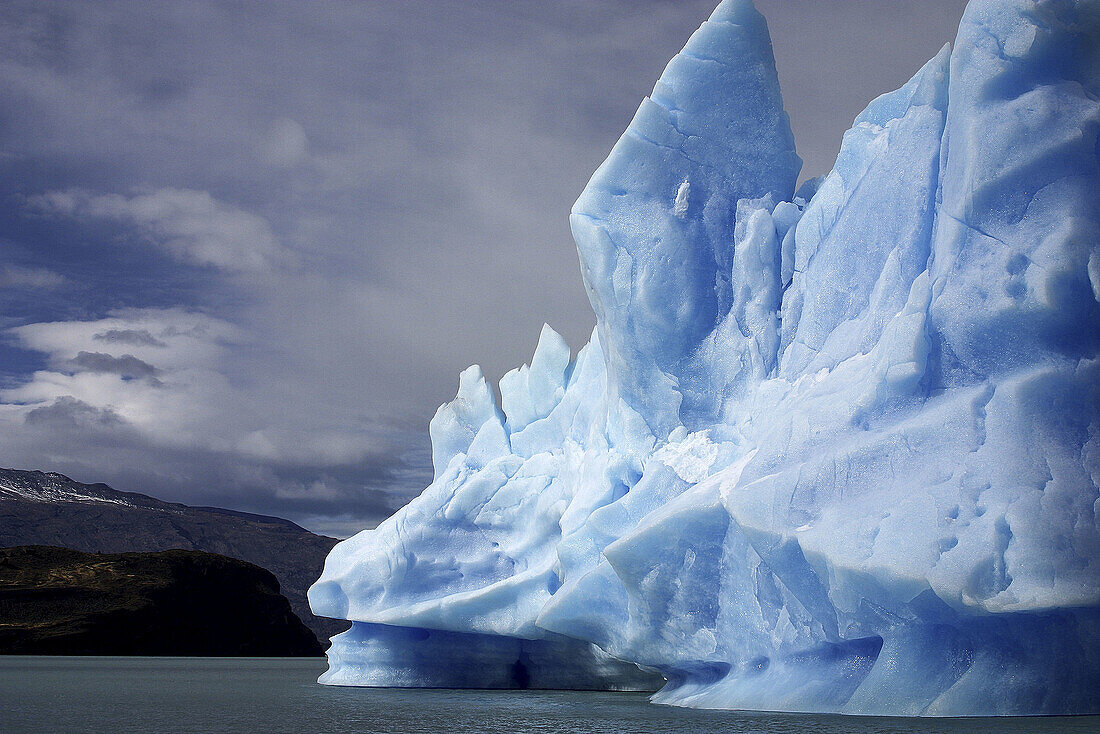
[310,0,1100,715]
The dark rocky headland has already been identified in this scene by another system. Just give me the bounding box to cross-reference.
[0,467,346,644]
[0,545,321,656]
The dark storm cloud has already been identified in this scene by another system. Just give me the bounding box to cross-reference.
[25,396,127,429]
[93,329,167,348]
[15,396,408,538]
[0,0,969,535]
[68,351,159,380]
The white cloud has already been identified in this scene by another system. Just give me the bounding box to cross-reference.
[4,310,238,447]
[9,308,237,373]
[28,188,288,273]
[2,308,406,468]
[262,118,309,167]
[0,264,66,289]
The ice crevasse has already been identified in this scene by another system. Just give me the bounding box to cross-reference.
[310,0,1100,716]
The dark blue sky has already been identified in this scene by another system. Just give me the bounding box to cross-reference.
[0,0,967,536]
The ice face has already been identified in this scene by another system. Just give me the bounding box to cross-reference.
[570,0,800,438]
[310,0,1100,715]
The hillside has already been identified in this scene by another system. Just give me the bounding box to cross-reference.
[0,545,321,655]
[0,468,345,643]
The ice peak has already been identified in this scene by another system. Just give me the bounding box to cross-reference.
[571,0,799,437]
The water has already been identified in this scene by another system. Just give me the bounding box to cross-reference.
[1,657,1097,734]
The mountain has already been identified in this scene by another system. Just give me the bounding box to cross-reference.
[0,467,345,643]
[0,545,321,655]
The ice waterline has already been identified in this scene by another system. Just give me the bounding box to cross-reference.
[310,0,1100,716]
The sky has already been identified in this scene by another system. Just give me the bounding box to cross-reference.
[0,0,968,537]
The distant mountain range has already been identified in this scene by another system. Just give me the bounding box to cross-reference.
[0,467,347,644]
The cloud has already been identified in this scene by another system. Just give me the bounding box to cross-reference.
[68,351,160,380]
[93,329,167,348]
[28,188,287,273]
[5,309,241,450]
[25,396,126,429]
[0,264,66,289]
[263,118,309,168]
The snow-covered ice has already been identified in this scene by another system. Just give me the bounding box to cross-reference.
[311,0,1100,715]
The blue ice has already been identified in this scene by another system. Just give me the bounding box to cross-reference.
[310,0,1100,715]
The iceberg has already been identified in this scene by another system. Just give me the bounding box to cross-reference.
[310,0,1100,715]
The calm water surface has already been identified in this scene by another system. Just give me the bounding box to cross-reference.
[1,656,1097,734]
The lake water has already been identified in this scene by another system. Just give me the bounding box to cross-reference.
[1,656,1098,733]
